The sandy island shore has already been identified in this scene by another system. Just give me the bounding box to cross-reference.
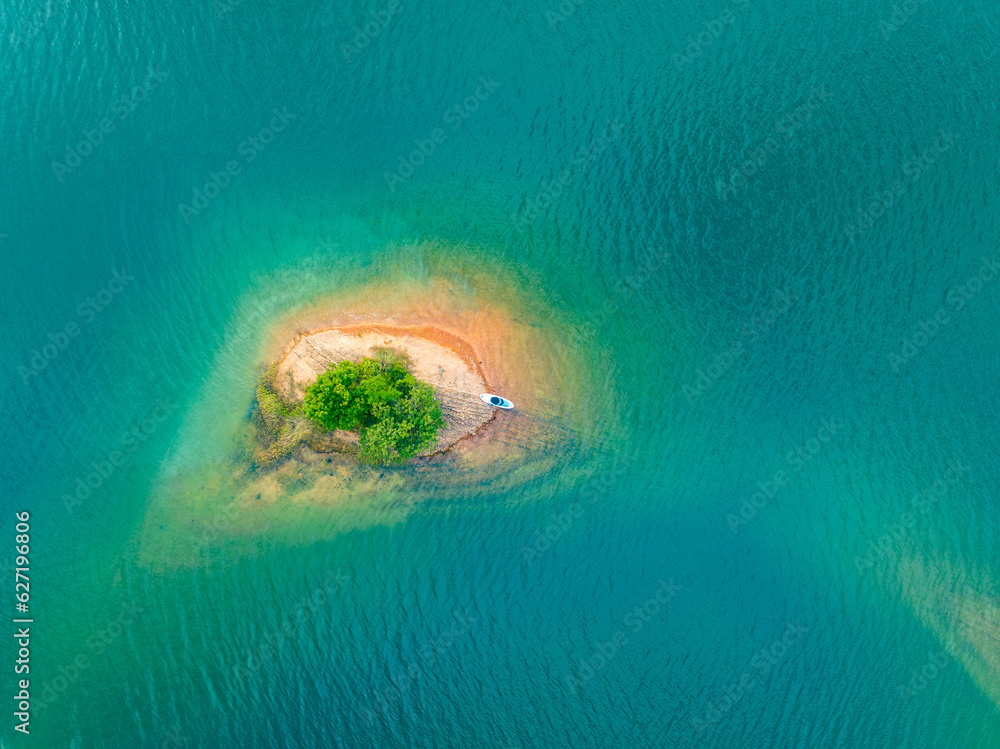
[273,323,496,454]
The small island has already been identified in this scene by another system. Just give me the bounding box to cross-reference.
[134,270,617,568]
[251,324,497,468]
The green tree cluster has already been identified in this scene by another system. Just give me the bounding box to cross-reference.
[302,357,445,465]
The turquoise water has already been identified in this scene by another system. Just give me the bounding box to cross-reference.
[2,0,1000,746]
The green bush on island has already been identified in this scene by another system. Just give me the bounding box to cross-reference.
[302,356,445,465]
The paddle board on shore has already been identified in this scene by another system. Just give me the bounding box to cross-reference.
[480,393,514,409]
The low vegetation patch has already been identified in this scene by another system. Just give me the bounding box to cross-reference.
[250,365,305,469]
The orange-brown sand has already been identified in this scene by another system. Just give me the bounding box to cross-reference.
[275,324,495,453]
[260,277,561,461]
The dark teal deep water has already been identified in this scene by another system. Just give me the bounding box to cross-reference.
[2,0,1000,746]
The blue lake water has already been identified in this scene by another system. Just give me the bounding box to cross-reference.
[1,0,999,746]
